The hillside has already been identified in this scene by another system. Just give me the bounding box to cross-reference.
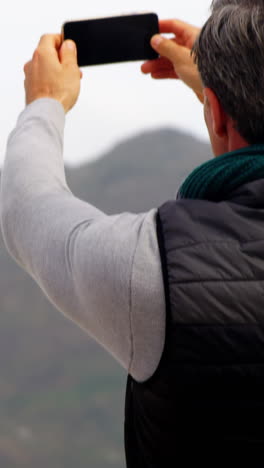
[66,128,211,213]
[0,128,211,467]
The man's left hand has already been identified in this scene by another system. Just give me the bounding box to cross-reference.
[24,34,82,113]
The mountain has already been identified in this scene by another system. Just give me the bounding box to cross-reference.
[65,128,211,213]
[0,128,211,468]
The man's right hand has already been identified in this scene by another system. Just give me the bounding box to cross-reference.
[141,19,204,103]
[24,34,82,113]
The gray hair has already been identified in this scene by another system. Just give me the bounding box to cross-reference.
[192,0,264,144]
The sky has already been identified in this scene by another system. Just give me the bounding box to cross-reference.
[0,0,212,167]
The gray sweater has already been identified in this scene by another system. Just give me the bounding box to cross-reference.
[0,98,166,382]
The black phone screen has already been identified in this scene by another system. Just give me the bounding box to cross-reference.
[63,13,159,67]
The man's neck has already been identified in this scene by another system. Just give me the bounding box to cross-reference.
[226,121,249,154]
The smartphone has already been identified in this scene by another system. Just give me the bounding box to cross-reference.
[62,13,159,67]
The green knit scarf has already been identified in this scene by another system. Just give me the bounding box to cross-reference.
[179,144,264,201]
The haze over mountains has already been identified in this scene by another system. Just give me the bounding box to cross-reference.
[0,128,211,467]
[66,128,211,213]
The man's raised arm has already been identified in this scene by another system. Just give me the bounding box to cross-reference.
[0,35,165,382]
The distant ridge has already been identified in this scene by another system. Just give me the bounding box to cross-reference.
[66,127,212,213]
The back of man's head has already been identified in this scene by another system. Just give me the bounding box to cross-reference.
[193,0,264,145]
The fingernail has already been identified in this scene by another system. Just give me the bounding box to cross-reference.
[65,40,76,51]
[151,35,164,48]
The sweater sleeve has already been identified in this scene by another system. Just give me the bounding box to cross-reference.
[0,98,166,382]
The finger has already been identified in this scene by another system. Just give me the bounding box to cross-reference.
[38,34,62,51]
[159,19,199,48]
[150,35,188,65]
[59,40,78,66]
[141,59,159,73]
[23,60,31,74]
[143,65,178,79]
[141,57,174,74]
[151,71,179,80]
[159,19,193,35]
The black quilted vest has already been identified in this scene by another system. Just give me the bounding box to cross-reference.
[125,179,264,467]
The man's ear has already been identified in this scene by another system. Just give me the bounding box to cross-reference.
[204,88,227,138]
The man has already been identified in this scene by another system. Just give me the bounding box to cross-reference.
[2,1,264,466]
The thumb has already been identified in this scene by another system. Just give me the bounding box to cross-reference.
[151,34,184,64]
[60,40,78,65]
